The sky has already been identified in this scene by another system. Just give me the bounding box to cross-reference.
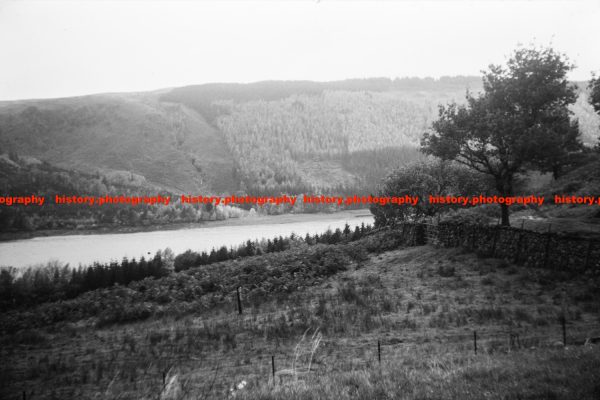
[0,0,599,101]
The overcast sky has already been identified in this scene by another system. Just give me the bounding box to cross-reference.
[1,0,599,101]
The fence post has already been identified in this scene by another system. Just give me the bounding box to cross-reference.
[514,232,523,264]
[377,340,381,365]
[22,391,26,400]
[162,371,166,387]
[509,333,516,351]
[473,331,477,354]
[271,355,276,381]
[562,316,567,347]
[236,287,243,315]
[543,232,552,269]
[491,226,499,257]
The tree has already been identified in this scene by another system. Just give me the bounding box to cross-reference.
[244,240,256,256]
[160,248,175,274]
[370,158,488,227]
[422,46,580,226]
[589,74,600,113]
[174,249,199,272]
[589,74,600,151]
[342,223,351,236]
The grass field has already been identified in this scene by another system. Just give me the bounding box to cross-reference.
[2,236,600,399]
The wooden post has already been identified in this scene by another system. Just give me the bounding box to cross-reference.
[509,333,516,351]
[236,287,243,315]
[491,227,499,257]
[473,331,477,354]
[514,232,523,264]
[162,371,166,387]
[521,220,525,230]
[543,233,552,269]
[22,391,26,400]
[562,316,567,347]
[377,340,381,364]
[271,356,276,381]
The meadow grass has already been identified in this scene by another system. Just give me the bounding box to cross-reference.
[2,240,599,399]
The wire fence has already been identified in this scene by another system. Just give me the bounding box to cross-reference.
[6,221,600,399]
[7,310,600,400]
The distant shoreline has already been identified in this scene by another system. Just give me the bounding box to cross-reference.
[0,209,372,243]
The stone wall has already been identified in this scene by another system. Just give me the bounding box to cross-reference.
[400,222,600,273]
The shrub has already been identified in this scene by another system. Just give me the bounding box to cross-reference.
[338,282,365,306]
[4,329,48,345]
[481,276,495,285]
[437,265,455,277]
[96,302,153,327]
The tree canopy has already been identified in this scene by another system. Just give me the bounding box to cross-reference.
[370,159,488,227]
[589,74,600,151]
[422,46,581,226]
[589,74,600,114]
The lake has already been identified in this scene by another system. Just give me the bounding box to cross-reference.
[0,210,374,269]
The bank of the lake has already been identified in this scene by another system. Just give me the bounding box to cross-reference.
[0,210,373,269]
[0,210,372,242]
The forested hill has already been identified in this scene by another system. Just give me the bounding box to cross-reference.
[162,77,484,194]
[160,77,484,123]
[162,77,599,194]
[0,93,237,194]
[1,77,598,197]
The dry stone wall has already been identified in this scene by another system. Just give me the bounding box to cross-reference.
[398,222,600,273]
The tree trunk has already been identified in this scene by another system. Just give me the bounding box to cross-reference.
[500,203,510,226]
[496,176,513,227]
[552,165,561,180]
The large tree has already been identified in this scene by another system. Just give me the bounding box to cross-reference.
[589,74,600,151]
[589,74,600,113]
[422,47,580,226]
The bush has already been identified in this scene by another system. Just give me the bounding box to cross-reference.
[439,208,495,225]
[96,302,153,327]
[2,329,48,345]
[437,265,455,277]
[338,282,366,306]
[481,276,495,285]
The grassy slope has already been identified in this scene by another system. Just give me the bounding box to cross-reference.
[0,92,237,193]
[504,155,600,235]
[2,236,599,399]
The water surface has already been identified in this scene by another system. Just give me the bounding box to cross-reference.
[0,211,373,268]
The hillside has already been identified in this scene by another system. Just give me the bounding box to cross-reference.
[0,78,484,197]
[1,77,598,197]
[163,78,483,193]
[0,154,248,235]
[1,228,599,399]
[0,93,237,194]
